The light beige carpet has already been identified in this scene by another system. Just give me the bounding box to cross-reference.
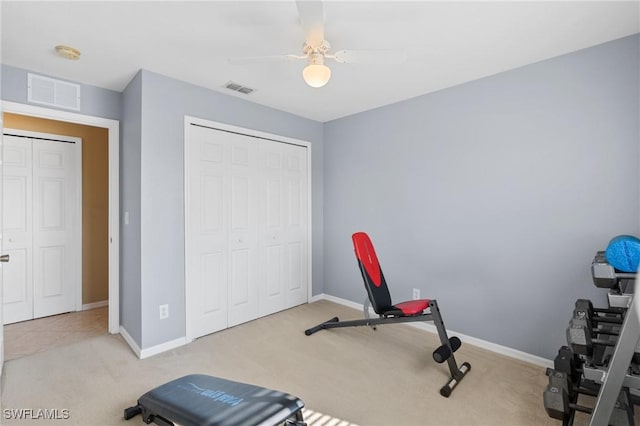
[0,300,558,425]
[3,306,108,361]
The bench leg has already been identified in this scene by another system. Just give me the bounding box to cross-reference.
[430,300,471,397]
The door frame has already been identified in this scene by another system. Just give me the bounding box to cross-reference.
[3,128,83,319]
[2,101,120,334]
[183,115,312,343]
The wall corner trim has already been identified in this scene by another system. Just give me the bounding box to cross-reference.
[119,326,141,358]
[312,294,554,369]
[119,327,187,359]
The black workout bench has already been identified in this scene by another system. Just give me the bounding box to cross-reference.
[305,232,471,397]
[124,374,305,426]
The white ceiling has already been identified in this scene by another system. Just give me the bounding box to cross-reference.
[2,1,639,122]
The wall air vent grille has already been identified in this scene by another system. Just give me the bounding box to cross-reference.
[224,81,255,95]
[27,73,81,111]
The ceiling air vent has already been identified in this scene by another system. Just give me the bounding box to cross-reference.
[28,73,81,111]
[224,81,255,95]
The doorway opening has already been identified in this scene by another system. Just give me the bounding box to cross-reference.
[2,116,107,358]
[0,101,119,363]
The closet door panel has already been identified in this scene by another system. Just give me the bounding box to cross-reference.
[201,252,224,312]
[283,144,308,307]
[2,136,33,324]
[187,126,229,338]
[227,135,259,327]
[187,122,308,338]
[258,142,286,316]
[32,140,78,319]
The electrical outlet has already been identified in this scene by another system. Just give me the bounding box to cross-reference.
[159,304,169,319]
[412,288,420,300]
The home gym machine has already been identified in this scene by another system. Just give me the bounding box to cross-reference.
[305,232,471,397]
[543,236,640,425]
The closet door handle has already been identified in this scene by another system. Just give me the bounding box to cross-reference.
[0,254,9,263]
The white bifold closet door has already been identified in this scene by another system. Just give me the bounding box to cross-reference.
[186,124,308,340]
[258,140,308,317]
[2,132,80,325]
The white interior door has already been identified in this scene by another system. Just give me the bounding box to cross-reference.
[2,130,80,325]
[227,134,259,327]
[282,143,308,308]
[186,120,309,341]
[1,129,5,372]
[187,125,230,338]
[2,135,34,323]
[259,142,285,316]
[32,139,79,318]
[259,142,308,316]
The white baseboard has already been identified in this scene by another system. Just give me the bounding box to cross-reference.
[82,300,108,311]
[119,326,141,358]
[120,326,187,360]
[140,337,187,360]
[317,293,359,309]
[312,293,553,369]
[309,294,325,303]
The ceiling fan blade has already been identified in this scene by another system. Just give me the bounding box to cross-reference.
[296,0,325,47]
[331,49,407,65]
[228,55,305,65]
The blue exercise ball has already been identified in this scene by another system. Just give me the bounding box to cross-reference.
[605,235,640,273]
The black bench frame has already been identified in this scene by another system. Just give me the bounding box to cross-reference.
[305,232,471,397]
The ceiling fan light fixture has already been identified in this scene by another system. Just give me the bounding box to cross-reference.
[302,54,331,88]
[303,64,331,88]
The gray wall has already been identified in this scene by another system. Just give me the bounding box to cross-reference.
[0,63,324,351]
[137,70,324,349]
[1,64,120,120]
[2,34,637,359]
[322,34,640,359]
[120,71,143,344]
[1,63,137,340]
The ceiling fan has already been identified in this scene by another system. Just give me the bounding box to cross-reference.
[228,0,406,88]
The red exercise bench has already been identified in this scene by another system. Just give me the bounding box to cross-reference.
[305,232,471,397]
